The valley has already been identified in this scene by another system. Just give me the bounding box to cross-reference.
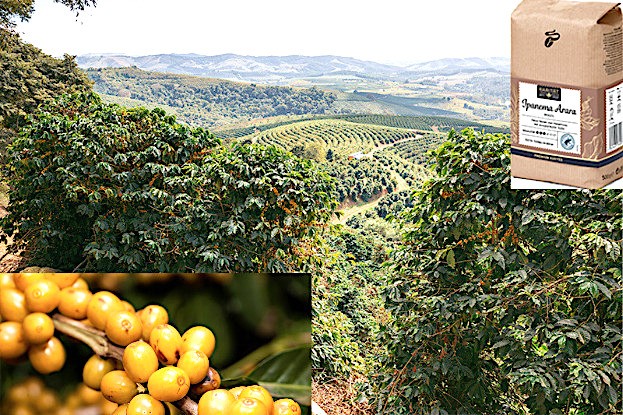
[79,56,511,234]
[81,54,510,127]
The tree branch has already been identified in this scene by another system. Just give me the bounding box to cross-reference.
[52,314,199,415]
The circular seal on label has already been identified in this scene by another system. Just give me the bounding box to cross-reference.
[560,133,575,151]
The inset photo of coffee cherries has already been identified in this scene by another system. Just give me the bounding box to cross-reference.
[1,273,311,415]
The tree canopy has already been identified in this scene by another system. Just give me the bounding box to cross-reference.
[378,129,621,414]
[1,0,96,28]
[1,93,337,272]
[0,27,91,162]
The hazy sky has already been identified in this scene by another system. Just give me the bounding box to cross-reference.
[16,0,518,65]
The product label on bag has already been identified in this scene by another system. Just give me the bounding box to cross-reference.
[518,81,581,154]
[606,81,623,153]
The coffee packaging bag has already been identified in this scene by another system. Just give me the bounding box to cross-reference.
[511,0,623,188]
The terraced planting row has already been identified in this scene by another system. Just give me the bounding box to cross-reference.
[332,114,508,133]
[217,114,509,141]
[382,135,443,164]
[225,117,449,208]
[253,119,419,156]
[214,116,320,139]
[374,152,430,189]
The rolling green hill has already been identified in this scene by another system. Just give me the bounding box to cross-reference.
[86,67,337,128]
[252,119,420,156]
[232,117,442,207]
[215,114,508,140]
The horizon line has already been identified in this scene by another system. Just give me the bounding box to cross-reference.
[76,53,511,68]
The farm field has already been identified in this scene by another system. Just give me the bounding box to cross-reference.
[225,117,446,212]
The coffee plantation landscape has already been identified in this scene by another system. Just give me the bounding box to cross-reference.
[0,1,621,414]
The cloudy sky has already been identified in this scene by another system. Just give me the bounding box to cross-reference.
[17,0,518,65]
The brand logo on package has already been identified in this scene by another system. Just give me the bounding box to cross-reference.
[544,30,560,48]
[537,85,561,101]
[560,133,576,151]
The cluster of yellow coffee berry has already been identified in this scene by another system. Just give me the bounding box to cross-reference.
[0,273,80,372]
[0,376,185,415]
[198,385,301,415]
[1,377,125,415]
[0,273,303,415]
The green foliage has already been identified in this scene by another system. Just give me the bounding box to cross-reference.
[87,67,336,128]
[0,0,96,27]
[239,346,312,405]
[328,158,396,203]
[375,190,414,219]
[378,129,622,414]
[0,29,92,160]
[0,0,34,27]
[291,141,327,163]
[312,261,388,383]
[1,93,336,272]
[327,225,391,266]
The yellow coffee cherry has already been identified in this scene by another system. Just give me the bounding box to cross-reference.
[123,340,159,383]
[0,321,29,359]
[0,273,16,289]
[101,399,120,415]
[177,350,209,384]
[181,326,215,358]
[43,273,79,289]
[127,394,165,415]
[105,310,142,346]
[273,399,301,415]
[149,324,182,365]
[22,376,45,398]
[58,288,93,319]
[198,389,236,415]
[100,370,139,404]
[138,305,169,341]
[191,367,221,395]
[71,278,90,290]
[34,388,60,412]
[239,385,274,415]
[5,378,44,407]
[28,336,66,374]
[24,279,61,313]
[0,288,29,322]
[83,354,116,390]
[147,366,190,402]
[87,291,124,330]
[77,383,102,405]
[120,301,135,313]
[112,404,129,415]
[22,312,55,344]
[229,386,246,399]
[13,273,44,292]
[231,397,269,415]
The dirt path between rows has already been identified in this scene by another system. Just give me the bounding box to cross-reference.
[0,204,22,272]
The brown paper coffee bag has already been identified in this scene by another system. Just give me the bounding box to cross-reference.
[511,0,623,188]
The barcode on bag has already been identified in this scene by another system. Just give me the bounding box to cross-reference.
[608,122,623,152]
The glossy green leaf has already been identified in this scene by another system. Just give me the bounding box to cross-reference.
[223,346,311,406]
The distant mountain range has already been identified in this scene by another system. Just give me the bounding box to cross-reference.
[76,54,510,82]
